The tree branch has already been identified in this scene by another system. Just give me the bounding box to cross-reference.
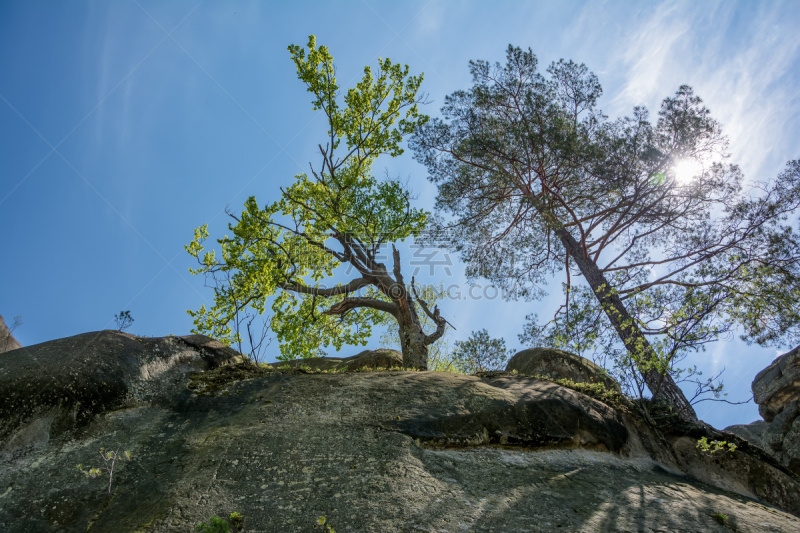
[323,297,399,317]
[278,277,372,297]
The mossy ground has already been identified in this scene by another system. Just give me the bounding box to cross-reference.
[475,370,632,413]
[189,363,630,410]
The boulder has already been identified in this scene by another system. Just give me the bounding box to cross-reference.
[506,347,621,392]
[391,374,629,452]
[724,419,768,449]
[1,333,800,531]
[750,345,800,475]
[0,314,22,353]
[753,345,800,422]
[276,347,403,371]
[0,330,241,459]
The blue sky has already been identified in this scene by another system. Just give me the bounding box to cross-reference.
[2,0,799,429]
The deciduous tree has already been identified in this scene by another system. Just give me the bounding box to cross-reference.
[187,37,447,369]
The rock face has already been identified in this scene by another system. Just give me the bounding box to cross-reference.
[277,348,403,371]
[505,347,621,392]
[1,333,800,532]
[0,314,23,353]
[0,330,241,459]
[740,345,800,475]
[753,345,800,422]
[724,420,769,449]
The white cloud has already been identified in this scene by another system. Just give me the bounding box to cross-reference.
[599,0,800,181]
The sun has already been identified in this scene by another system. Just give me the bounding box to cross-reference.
[672,159,704,184]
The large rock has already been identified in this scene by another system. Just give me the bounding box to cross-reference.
[724,419,768,449]
[750,345,800,475]
[0,330,241,459]
[0,314,22,353]
[1,334,800,531]
[276,348,403,371]
[505,347,621,392]
[753,345,800,422]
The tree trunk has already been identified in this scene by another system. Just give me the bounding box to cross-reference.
[398,319,429,370]
[555,227,699,422]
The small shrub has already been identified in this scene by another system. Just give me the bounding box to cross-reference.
[710,512,729,524]
[76,448,131,494]
[316,515,336,532]
[114,310,134,332]
[229,512,244,532]
[530,376,629,411]
[697,437,737,456]
[195,516,229,533]
[196,512,243,533]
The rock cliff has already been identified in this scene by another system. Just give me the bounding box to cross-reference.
[753,345,800,423]
[727,345,800,476]
[1,332,799,532]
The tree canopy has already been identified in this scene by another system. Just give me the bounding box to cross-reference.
[451,329,513,374]
[187,36,447,368]
[411,45,800,419]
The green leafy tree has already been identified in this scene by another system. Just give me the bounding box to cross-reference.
[187,37,447,369]
[451,329,513,373]
[411,46,800,420]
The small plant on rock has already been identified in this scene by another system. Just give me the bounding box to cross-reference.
[76,447,131,494]
[195,516,229,533]
[195,512,243,533]
[710,512,729,525]
[316,515,336,533]
[114,310,134,332]
[697,437,737,456]
[229,511,243,532]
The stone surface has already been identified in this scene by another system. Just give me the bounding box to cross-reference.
[0,314,22,353]
[505,347,621,392]
[277,348,403,371]
[0,330,241,459]
[784,416,800,474]
[753,345,800,422]
[724,420,768,449]
[390,375,629,453]
[763,401,800,453]
[1,334,799,532]
[669,432,800,513]
[750,345,800,476]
